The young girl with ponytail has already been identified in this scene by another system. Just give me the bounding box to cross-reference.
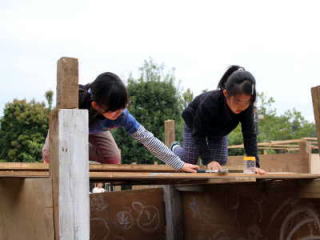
[171,65,266,174]
[42,72,199,173]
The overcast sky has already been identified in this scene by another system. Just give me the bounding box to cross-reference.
[1,0,319,122]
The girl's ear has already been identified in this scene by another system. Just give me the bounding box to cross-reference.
[223,89,228,97]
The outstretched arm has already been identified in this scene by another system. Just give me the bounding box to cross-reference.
[130,126,199,172]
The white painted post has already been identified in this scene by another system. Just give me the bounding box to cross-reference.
[50,109,89,240]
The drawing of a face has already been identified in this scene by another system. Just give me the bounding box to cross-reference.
[132,201,160,233]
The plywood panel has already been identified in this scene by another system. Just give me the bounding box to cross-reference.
[90,188,166,240]
[0,178,54,240]
[182,182,320,240]
[311,154,320,174]
[228,152,310,173]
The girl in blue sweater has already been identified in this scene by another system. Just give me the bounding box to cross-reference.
[42,72,199,173]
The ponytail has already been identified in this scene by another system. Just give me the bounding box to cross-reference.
[217,65,243,89]
[217,65,256,102]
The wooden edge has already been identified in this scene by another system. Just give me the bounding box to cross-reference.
[0,171,49,178]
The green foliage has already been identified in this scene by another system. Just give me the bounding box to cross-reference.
[0,99,49,162]
[112,59,183,164]
[45,90,54,110]
[228,92,316,155]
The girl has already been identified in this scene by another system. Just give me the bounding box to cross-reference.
[42,72,199,173]
[171,65,266,174]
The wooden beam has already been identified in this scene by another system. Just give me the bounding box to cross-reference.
[49,109,89,240]
[56,57,79,109]
[163,186,183,240]
[164,120,175,147]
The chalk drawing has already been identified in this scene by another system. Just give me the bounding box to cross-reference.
[91,194,108,212]
[280,205,320,240]
[91,217,110,240]
[268,198,298,230]
[132,201,160,232]
[116,210,134,230]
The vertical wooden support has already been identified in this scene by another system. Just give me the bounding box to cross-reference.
[299,140,312,173]
[312,86,320,151]
[163,186,183,240]
[311,86,320,173]
[164,120,175,147]
[57,57,79,109]
[50,57,89,240]
[163,119,183,240]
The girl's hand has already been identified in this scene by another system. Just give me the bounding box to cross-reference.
[207,161,222,171]
[181,163,200,173]
[255,167,267,175]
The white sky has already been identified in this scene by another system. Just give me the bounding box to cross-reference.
[1,0,319,122]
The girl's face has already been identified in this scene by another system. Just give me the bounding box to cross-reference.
[223,90,252,114]
[91,101,124,120]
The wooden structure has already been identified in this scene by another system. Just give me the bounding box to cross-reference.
[228,138,320,174]
[1,58,320,239]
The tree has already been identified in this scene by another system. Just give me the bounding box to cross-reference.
[228,92,316,155]
[112,59,183,164]
[182,88,193,108]
[45,90,54,110]
[0,99,49,162]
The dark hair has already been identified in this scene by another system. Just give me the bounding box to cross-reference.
[89,72,128,112]
[217,65,256,102]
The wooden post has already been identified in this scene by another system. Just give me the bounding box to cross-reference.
[164,120,175,147]
[50,57,89,240]
[163,186,184,240]
[312,86,320,151]
[163,119,183,240]
[56,57,79,109]
[299,140,312,173]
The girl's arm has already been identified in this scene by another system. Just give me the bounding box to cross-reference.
[240,106,260,167]
[121,110,199,171]
[130,125,185,170]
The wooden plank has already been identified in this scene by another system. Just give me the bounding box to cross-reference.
[164,120,175,147]
[0,162,49,171]
[0,163,174,172]
[0,171,49,178]
[89,164,175,172]
[89,171,320,180]
[0,178,54,240]
[228,152,310,173]
[90,188,165,240]
[56,57,79,109]
[49,109,89,240]
[163,186,183,240]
